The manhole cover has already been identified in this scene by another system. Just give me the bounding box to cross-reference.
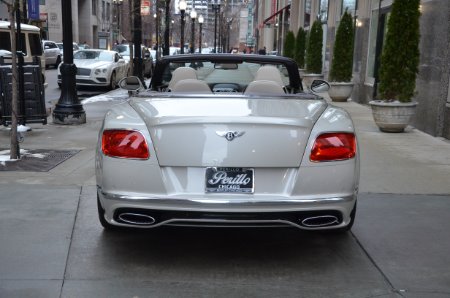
[0,149,80,172]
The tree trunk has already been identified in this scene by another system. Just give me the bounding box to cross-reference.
[6,0,19,159]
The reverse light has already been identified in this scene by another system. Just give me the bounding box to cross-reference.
[310,132,356,162]
[102,130,149,159]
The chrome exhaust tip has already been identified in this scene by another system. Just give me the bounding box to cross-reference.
[118,213,156,226]
[301,215,339,227]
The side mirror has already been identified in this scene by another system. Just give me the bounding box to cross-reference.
[310,79,330,93]
[118,76,145,92]
[44,45,50,49]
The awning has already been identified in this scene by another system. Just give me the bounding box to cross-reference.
[263,4,291,25]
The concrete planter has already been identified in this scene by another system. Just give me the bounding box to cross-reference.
[302,73,324,88]
[328,82,354,102]
[369,100,418,133]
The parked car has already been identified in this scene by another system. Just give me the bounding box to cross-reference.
[41,40,61,68]
[0,21,45,82]
[112,44,153,78]
[55,42,79,59]
[57,49,128,90]
[96,54,359,232]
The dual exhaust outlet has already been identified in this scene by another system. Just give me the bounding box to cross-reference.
[116,211,340,228]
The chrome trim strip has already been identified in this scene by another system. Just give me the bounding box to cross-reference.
[109,218,346,230]
[98,188,354,206]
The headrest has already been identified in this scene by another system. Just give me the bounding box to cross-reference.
[244,80,285,95]
[168,67,197,90]
[171,79,212,94]
[254,65,285,87]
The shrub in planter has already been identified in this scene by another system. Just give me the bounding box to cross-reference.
[378,0,420,102]
[329,10,354,82]
[328,10,355,102]
[294,27,306,69]
[370,0,421,132]
[306,20,323,74]
[283,31,295,59]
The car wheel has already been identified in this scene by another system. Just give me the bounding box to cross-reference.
[109,71,116,90]
[97,194,117,230]
[55,56,61,68]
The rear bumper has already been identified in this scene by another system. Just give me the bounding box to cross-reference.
[97,187,357,230]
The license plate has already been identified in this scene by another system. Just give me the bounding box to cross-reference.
[205,167,254,193]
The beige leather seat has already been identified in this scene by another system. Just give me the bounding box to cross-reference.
[168,67,197,90]
[171,79,212,94]
[254,65,285,88]
[244,80,285,95]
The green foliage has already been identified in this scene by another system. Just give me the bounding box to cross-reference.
[283,31,296,59]
[378,0,421,102]
[306,20,323,74]
[329,11,354,82]
[294,27,306,68]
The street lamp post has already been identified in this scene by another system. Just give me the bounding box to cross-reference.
[133,0,143,83]
[198,14,204,53]
[226,17,233,53]
[112,0,123,43]
[190,9,197,53]
[212,1,221,53]
[179,0,186,54]
[154,12,159,58]
[53,0,85,125]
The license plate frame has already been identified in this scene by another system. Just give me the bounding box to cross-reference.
[205,167,254,193]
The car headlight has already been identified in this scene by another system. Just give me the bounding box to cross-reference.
[94,68,107,75]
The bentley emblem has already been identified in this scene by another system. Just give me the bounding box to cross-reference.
[216,131,245,141]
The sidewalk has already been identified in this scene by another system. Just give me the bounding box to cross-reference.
[1,90,450,195]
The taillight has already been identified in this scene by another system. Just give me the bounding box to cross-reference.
[102,130,149,159]
[310,132,356,162]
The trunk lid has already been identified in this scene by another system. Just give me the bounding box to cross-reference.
[130,97,327,167]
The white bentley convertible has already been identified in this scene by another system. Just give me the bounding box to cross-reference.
[57,49,128,90]
[96,54,359,232]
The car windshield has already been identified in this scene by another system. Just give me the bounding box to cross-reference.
[113,45,130,56]
[74,50,113,61]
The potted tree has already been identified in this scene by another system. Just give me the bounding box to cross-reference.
[328,10,355,102]
[283,31,295,59]
[295,27,307,75]
[303,20,323,86]
[369,0,421,132]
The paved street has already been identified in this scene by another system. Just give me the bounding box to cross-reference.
[1,90,450,297]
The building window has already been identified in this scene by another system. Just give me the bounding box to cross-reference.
[304,0,311,28]
[106,3,110,22]
[366,2,391,84]
[342,0,357,15]
[102,0,106,20]
[92,0,97,16]
[39,0,45,4]
[319,0,329,23]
